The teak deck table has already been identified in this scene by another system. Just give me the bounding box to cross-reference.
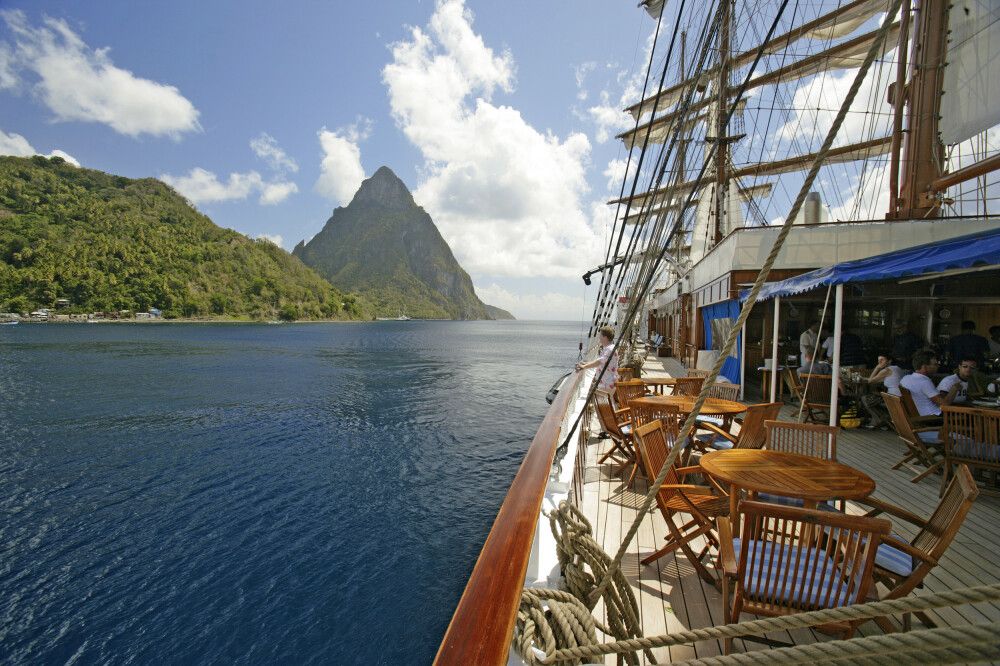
[700,449,875,521]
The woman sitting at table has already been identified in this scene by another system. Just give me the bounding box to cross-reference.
[860,352,906,429]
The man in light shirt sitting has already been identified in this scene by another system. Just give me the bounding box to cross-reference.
[937,357,982,404]
[899,350,958,422]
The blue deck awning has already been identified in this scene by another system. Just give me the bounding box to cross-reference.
[742,226,1000,302]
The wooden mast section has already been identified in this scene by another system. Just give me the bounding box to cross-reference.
[890,0,949,219]
[713,0,733,244]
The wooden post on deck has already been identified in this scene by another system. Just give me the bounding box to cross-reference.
[770,296,781,402]
[830,285,844,439]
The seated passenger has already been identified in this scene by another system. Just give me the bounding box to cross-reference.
[797,350,831,378]
[899,350,957,418]
[860,353,906,428]
[937,357,982,404]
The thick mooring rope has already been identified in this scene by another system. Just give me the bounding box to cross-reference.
[515,582,1000,665]
[514,502,655,666]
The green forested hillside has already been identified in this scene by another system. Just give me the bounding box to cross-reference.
[0,155,366,320]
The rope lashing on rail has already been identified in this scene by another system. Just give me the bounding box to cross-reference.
[513,502,655,666]
[586,0,905,609]
[516,582,1000,665]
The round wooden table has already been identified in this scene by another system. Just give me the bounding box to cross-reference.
[640,377,678,394]
[700,449,875,519]
[630,394,747,418]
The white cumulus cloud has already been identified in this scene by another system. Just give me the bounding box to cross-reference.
[315,119,371,206]
[382,0,603,279]
[259,180,298,205]
[0,127,79,165]
[254,233,284,247]
[0,128,34,156]
[250,132,298,173]
[0,10,199,138]
[160,167,296,206]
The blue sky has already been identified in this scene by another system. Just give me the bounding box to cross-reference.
[0,1,654,320]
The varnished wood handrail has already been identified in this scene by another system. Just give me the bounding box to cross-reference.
[434,370,586,665]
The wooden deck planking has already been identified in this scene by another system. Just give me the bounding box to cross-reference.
[575,374,1000,663]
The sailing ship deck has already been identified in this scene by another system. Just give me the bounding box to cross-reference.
[578,359,1000,663]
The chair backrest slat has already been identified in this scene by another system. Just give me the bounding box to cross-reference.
[800,374,832,404]
[734,403,783,450]
[629,402,681,432]
[883,392,929,444]
[942,406,1000,463]
[634,419,682,504]
[913,465,979,557]
[706,383,740,401]
[595,390,625,439]
[765,421,838,460]
[673,377,704,396]
[614,379,646,408]
[737,500,889,613]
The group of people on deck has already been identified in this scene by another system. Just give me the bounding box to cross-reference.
[796,317,998,429]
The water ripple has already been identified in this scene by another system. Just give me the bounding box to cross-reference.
[0,320,583,664]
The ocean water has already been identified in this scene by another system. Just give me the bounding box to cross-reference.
[0,320,583,664]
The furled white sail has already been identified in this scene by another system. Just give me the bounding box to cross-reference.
[800,0,892,40]
[628,0,894,120]
[940,0,1000,145]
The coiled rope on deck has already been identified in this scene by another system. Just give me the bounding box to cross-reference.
[515,582,1000,665]
[513,502,654,666]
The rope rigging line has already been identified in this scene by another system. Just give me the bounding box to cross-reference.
[585,0,903,612]
[592,6,726,347]
[514,579,1000,665]
[592,5,664,295]
[590,0,722,338]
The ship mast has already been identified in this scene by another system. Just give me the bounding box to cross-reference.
[713,0,733,243]
[891,0,949,219]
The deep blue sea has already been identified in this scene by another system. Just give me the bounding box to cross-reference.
[0,320,583,664]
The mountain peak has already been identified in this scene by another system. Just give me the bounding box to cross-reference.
[351,166,413,210]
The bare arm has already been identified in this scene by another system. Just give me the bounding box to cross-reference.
[932,383,959,406]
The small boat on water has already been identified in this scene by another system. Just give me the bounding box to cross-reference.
[0,320,18,326]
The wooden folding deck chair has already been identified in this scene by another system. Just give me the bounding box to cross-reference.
[693,402,782,452]
[627,402,681,482]
[765,420,838,460]
[883,392,944,483]
[705,382,740,401]
[761,421,840,509]
[798,373,832,424]
[717,501,889,653]
[941,406,1000,495]
[898,385,942,427]
[614,378,646,409]
[594,390,635,473]
[633,419,729,585]
[858,464,979,632]
[672,376,705,396]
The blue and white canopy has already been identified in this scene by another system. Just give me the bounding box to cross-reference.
[742,226,1000,302]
